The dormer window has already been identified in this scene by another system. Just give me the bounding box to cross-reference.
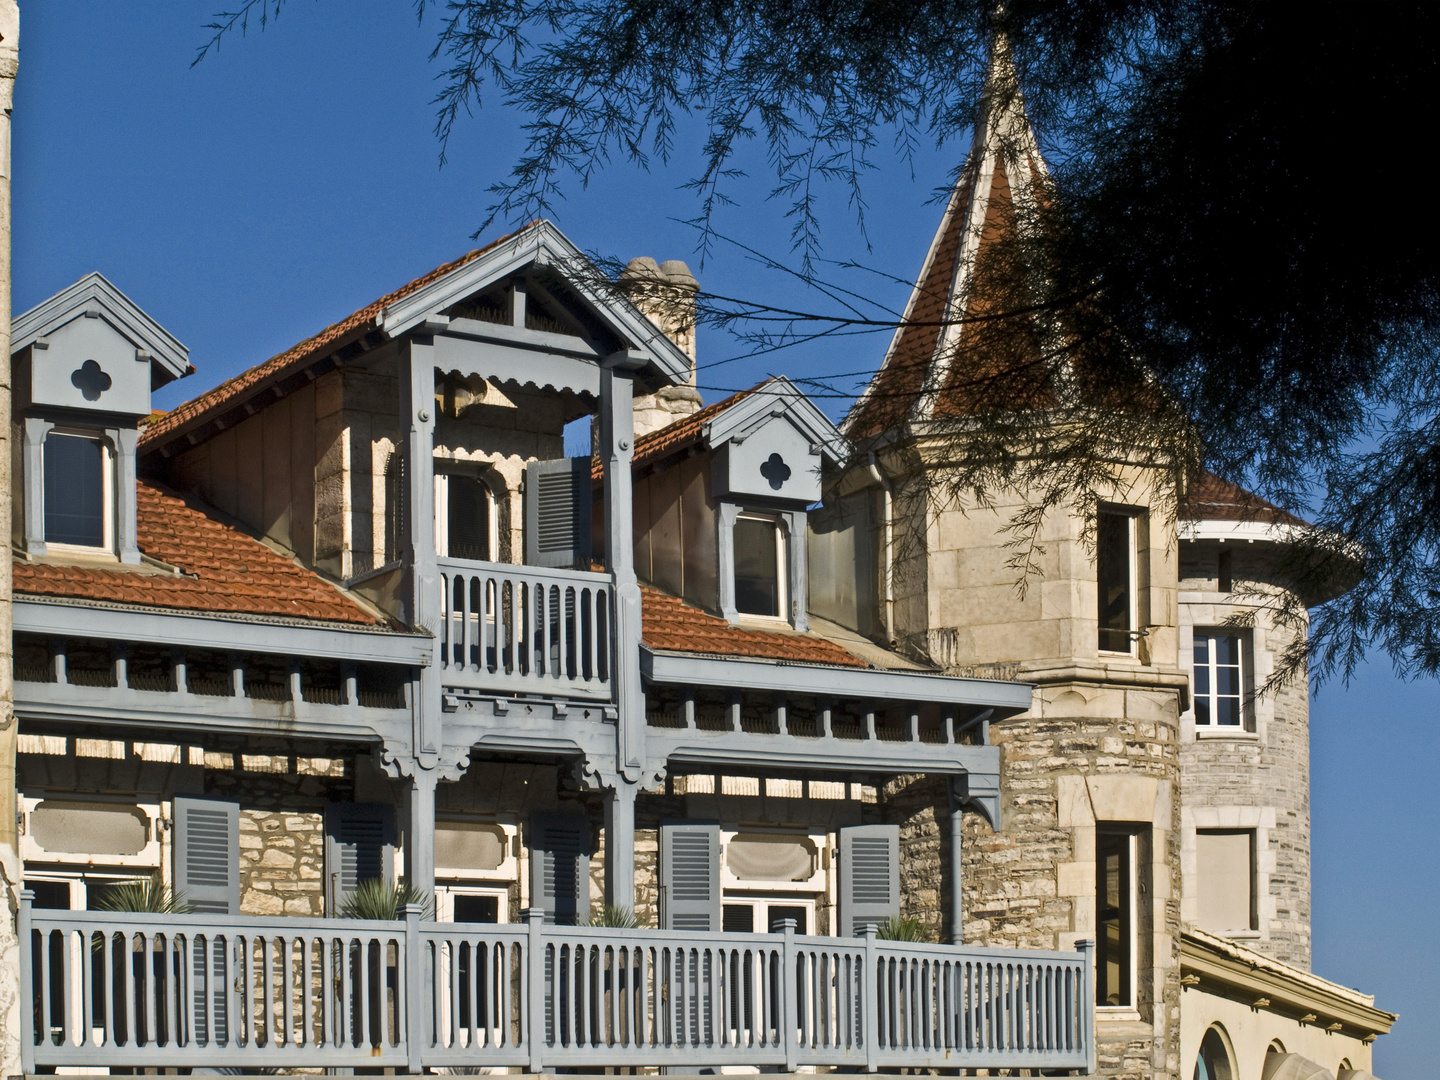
[734,512,787,619]
[43,430,113,552]
[435,470,498,563]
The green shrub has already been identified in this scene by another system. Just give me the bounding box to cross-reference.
[93,875,190,914]
[337,878,432,920]
[586,904,639,928]
[875,915,930,942]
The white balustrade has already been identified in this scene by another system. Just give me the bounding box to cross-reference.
[438,559,613,701]
[22,901,1093,1074]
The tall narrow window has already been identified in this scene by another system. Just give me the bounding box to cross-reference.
[383,451,405,564]
[734,513,786,618]
[44,431,110,549]
[1096,827,1135,1006]
[1194,633,1245,728]
[1097,509,1135,652]
[1217,549,1233,593]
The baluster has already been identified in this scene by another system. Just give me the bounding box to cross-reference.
[164,932,179,1051]
[81,926,95,1050]
[262,934,273,1049]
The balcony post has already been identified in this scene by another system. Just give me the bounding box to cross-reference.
[526,907,547,1072]
[604,778,638,913]
[18,890,34,1075]
[600,360,644,782]
[774,917,799,1071]
[404,901,425,1073]
[405,767,438,896]
[947,775,964,944]
[1077,937,1096,1072]
[862,922,879,1072]
[402,337,442,766]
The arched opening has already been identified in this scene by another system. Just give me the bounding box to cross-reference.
[1194,1025,1235,1080]
[1261,1041,1287,1080]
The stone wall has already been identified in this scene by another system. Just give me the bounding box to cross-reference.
[1178,537,1312,969]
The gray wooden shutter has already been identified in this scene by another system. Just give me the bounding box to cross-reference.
[525,458,592,569]
[530,812,591,925]
[839,825,900,936]
[660,821,721,932]
[325,803,396,913]
[174,795,240,915]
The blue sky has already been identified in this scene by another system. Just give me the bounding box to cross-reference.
[13,5,1435,1075]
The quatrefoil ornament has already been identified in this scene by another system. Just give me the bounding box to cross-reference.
[71,359,113,402]
[760,452,792,491]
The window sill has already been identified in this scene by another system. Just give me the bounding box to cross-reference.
[1218,929,1262,940]
[1195,727,1260,741]
[1095,1006,1143,1023]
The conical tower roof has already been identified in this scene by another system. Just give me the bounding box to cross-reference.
[845,50,1061,440]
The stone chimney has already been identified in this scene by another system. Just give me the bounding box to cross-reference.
[620,257,704,438]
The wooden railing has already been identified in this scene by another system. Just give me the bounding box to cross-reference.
[437,558,613,702]
[21,900,1095,1074]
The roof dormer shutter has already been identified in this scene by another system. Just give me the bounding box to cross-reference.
[525,458,592,569]
[660,821,721,931]
[838,824,900,936]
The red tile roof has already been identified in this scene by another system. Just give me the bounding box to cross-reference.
[1180,471,1308,528]
[642,586,866,667]
[15,481,381,625]
[140,224,540,451]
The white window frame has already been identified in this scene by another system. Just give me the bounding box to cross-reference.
[732,511,789,623]
[434,883,512,924]
[20,795,162,870]
[720,827,827,891]
[434,467,499,562]
[42,428,115,555]
[1095,828,1139,1011]
[1097,508,1138,656]
[721,895,818,935]
[434,818,519,882]
[1192,630,1250,730]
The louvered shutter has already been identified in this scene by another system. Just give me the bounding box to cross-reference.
[525,458,592,569]
[660,821,721,932]
[174,796,240,915]
[838,825,900,937]
[325,803,396,913]
[530,812,591,925]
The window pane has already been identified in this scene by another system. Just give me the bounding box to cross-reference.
[722,904,755,933]
[1097,512,1132,651]
[1096,831,1132,1006]
[448,476,491,561]
[452,894,499,923]
[735,517,781,617]
[1215,696,1241,726]
[44,434,105,547]
[767,904,808,935]
[1213,635,1241,666]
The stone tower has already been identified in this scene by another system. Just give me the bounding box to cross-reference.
[838,54,1186,1080]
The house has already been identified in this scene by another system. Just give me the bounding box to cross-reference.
[6,49,1396,1080]
[10,223,1092,1075]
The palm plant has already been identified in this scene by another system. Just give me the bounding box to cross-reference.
[586,904,639,928]
[337,878,432,920]
[875,915,930,943]
[93,875,191,914]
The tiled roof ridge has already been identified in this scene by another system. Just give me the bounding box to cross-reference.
[1181,470,1309,528]
[141,222,542,450]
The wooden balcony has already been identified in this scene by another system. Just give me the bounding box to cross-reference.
[21,900,1095,1074]
[438,558,614,703]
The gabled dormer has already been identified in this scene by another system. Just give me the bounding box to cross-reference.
[627,377,844,631]
[11,274,190,564]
